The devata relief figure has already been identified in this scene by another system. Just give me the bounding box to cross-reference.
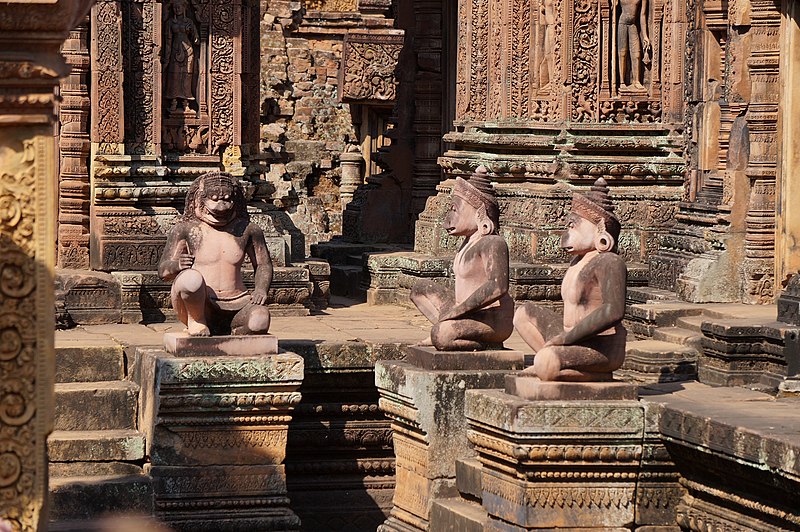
[513,178,627,381]
[614,0,650,92]
[411,166,514,350]
[162,0,199,114]
[538,0,557,92]
[158,172,273,336]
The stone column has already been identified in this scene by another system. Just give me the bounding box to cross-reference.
[0,2,94,530]
[340,148,365,211]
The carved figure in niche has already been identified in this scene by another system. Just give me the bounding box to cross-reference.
[162,0,199,115]
[513,178,627,380]
[411,166,514,350]
[158,172,272,336]
[538,0,557,93]
[613,0,650,92]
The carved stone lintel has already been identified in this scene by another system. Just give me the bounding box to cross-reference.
[340,32,404,104]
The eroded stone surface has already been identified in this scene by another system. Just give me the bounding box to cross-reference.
[164,332,279,355]
[405,345,524,371]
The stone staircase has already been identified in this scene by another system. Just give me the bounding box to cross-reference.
[429,458,487,532]
[48,342,152,529]
[620,286,791,390]
[312,240,407,301]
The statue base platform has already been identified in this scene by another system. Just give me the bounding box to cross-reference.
[375,360,514,531]
[505,375,638,401]
[405,345,524,371]
[164,332,279,355]
[465,389,646,530]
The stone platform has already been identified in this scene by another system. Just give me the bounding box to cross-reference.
[163,332,279,355]
[375,346,523,532]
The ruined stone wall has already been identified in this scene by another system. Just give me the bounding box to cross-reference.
[259,0,404,254]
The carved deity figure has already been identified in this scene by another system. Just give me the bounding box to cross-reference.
[513,178,627,381]
[158,172,273,336]
[162,0,199,114]
[411,166,514,350]
[538,0,557,92]
[614,0,650,92]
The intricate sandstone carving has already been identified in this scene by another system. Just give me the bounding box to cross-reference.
[340,32,403,103]
[0,2,94,529]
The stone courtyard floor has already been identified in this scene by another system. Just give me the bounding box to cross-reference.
[55,296,532,353]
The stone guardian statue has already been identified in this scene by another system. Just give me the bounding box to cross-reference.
[411,166,514,350]
[513,178,628,380]
[158,172,273,336]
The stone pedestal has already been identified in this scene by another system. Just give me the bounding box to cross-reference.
[164,332,279,356]
[466,387,646,531]
[137,345,304,531]
[375,348,522,531]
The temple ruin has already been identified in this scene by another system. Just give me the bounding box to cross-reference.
[0,0,799,530]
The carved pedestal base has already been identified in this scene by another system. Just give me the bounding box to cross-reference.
[466,388,675,531]
[375,359,517,531]
[405,346,524,371]
[164,332,279,355]
[136,347,304,531]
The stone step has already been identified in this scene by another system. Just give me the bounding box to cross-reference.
[429,497,488,532]
[652,326,704,350]
[48,429,145,463]
[55,345,125,383]
[627,302,704,326]
[455,458,482,501]
[50,461,144,479]
[675,314,707,333]
[54,381,138,431]
[49,474,153,523]
[621,340,698,384]
[627,286,682,305]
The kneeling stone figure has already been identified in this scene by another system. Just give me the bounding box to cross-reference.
[411,166,514,351]
[514,178,628,381]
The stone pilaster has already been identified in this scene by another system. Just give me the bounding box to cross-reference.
[136,347,303,531]
[0,2,94,529]
[57,18,92,269]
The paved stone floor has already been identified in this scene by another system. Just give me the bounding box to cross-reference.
[55,296,531,352]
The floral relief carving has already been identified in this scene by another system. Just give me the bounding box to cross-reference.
[340,34,403,103]
[571,0,599,122]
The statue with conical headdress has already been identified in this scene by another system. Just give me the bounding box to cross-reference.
[513,178,628,381]
[411,166,514,350]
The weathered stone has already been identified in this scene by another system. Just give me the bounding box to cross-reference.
[55,345,125,383]
[376,360,512,531]
[405,346,524,371]
[54,381,139,431]
[136,347,303,528]
[641,382,800,531]
[505,376,639,400]
[56,270,122,325]
[163,332,279,355]
[48,430,145,463]
[466,389,645,530]
[778,274,800,325]
[49,475,153,522]
[619,340,698,384]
